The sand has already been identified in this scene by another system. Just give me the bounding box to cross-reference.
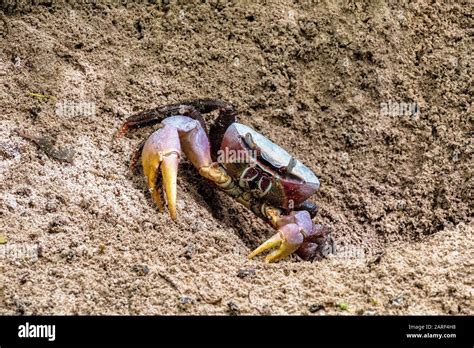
[0,1,472,315]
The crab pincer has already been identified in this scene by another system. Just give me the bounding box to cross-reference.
[141,116,214,220]
[248,223,304,263]
[248,211,312,262]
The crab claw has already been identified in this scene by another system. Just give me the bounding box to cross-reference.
[140,116,214,220]
[141,125,181,220]
[248,223,304,263]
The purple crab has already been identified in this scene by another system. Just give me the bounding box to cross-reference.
[118,99,332,262]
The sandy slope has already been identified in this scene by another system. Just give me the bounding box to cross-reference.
[0,1,472,315]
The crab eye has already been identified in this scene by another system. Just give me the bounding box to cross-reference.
[286,157,297,174]
[257,175,272,197]
[244,132,257,149]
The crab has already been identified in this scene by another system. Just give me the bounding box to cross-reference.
[118,99,332,263]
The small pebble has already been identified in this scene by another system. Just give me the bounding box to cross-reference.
[396,200,406,211]
[13,55,21,67]
[308,304,325,313]
[227,301,240,315]
[390,296,404,306]
[183,244,194,260]
[29,106,41,119]
[47,217,68,233]
[15,187,31,196]
[132,264,150,276]
[178,296,194,311]
[60,249,76,262]
[452,149,460,162]
[98,244,106,254]
[45,201,58,213]
[237,268,256,279]
[0,141,20,159]
[36,244,43,257]
[4,196,18,211]
[19,273,29,285]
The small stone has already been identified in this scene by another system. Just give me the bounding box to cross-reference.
[36,244,43,257]
[227,301,240,315]
[0,141,20,159]
[308,304,325,313]
[132,264,149,276]
[98,244,106,254]
[45,201,58,213]
[237,269,256,279]
[19,273,29,285]
[29,106,41,119]
[13,55,21,67]
[390,296,404,306]
[449,56,458,68]
[232,57,240,67]
[287,105,296,115]
[182,244,194,260]
[0,234,7,244]
[452,149,460,162]
[178,296,194,311]
[47,217,68,233]
[76,245,91,257]
[396,200,406,211]
[15,187,31,196]
[4,196,18,211]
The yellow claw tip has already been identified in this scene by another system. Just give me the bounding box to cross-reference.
[169,210,177,221]
[265,253,282,263]
[161,154,179,223]
[247,235,283,261]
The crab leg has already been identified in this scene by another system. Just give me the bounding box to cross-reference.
[116,99,235,138]
[295,224,333,261]
[248,210,331,263]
